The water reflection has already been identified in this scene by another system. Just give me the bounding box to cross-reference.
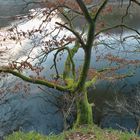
[0,1,140,135]
[0,0,44,28]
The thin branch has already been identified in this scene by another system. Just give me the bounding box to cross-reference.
[55,22,85,47]
[93,0,108,22]
[51,47,76,81]
[76,0,92,23]
[95,24,140,37]
[121,0,131,23]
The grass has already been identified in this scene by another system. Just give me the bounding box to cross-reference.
[5,125,140,140]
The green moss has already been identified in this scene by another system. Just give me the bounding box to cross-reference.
[63,43,79,82]
[74,89,93,128]
[85,76,97,88]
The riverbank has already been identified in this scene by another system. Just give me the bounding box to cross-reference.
[5,125,140,140]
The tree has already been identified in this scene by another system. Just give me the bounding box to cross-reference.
[0,0,140,128]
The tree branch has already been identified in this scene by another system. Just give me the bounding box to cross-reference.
[55,22,85,47]
[93,0,108,22]
[76,0,92,23]
[0,67,71,92]
[131,0,140,6]
[95,24,140,37]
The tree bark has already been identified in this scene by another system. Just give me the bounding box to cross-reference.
[74,89,93,127]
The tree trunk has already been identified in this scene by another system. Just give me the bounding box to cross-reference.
[74,89,93,127]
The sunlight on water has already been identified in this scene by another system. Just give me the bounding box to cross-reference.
[0,7,140,76]
[0,8,73,66]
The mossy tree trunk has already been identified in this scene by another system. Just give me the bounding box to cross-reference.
[73,0,108,127]
[74,89,93,127]
[73,23,95,127]
[73,45,93,127]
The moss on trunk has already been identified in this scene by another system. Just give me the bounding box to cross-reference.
[74,89,93,128]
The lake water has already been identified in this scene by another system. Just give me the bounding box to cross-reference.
[0,0,140,136]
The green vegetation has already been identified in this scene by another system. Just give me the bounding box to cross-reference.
[5,126,140,140]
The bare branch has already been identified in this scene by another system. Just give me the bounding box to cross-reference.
[94,0,108,22]
[95,24,140,37]
[76,0,92,23]
[55,22,85,47]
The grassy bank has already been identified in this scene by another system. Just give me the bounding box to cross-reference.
[5,125,140,140]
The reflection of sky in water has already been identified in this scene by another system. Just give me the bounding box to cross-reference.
[0,3,140,134]
[0,9,72,64]
[0,8,140,79]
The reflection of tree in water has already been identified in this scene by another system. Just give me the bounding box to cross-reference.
[103,82,140,134]
[0,0,140,137]
[0,76,76,137]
